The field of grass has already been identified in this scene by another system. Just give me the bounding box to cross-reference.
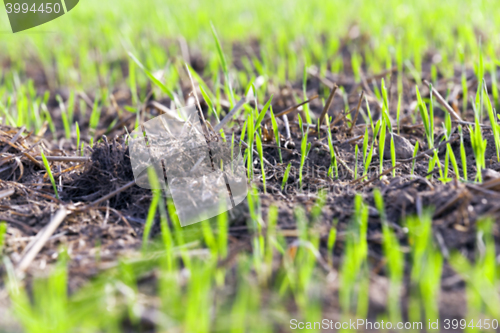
[2,0,500,332]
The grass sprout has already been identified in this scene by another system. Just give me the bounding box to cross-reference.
[40,151,59,200]
[379,119,387,177]
[282,163,291,190]
[484,83,500,162]
[128,52,175,100]
[255,133,266,193]
[270,107,283,163]
[211,23,235,105]
[416,85,434,149]
[407,210,443,324]
[411,140,419,178]
[339,194,368,315]
[299,116,310,189]
[143,167,162,251]
[469,118,487,182]
[325,116,338,179]
[396,93,402,135]
[459,125,468,181]
[374,189,403,323]
[390,133,396,177]
[327,219,338,266]
[354,144,359,178]
[247,111,255,180]
[75,121,80,154]
[57,95,71,140]
[0,222,6,253]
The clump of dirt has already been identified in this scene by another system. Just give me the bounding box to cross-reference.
[63,137,150,217]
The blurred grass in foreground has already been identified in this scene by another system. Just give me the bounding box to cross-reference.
[0,0,499,90]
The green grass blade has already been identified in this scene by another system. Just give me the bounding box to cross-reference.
[282,163,291,190]
[41,151,59,200]
[128,52,175,100]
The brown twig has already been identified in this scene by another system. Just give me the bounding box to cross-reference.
[282,114,295,149]
[149,101,183,121]
[0,215,35,234]
[433,187,468,217]
[185,64,210,136]
[17,207,69,273]
[82,180,137,209]
[0,126,25,154]
[43,164,84,180]
[35,156,90,163]
[95,206,136,235]
[214,98,246,132]
[319,84,338,126]
[423,80,463,122]
[0,188,15,200]
[264,95,319,123]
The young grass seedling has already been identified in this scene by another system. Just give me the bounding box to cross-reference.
[411,141,419,178]
[0,222,7,253]
[325,116,338,179]
[484,83,500,162]
[89,96,101,138]
[374,189,403,323]
[407,210,443,324]
[75,121,80,155]
[270,107,283,163]
[390,133,396,177]
[299,115,311,189]
[282,163,291,190]
[255,133,266,193]
[339,194,368,315]
[67,91,75,126]
[211,23,235,105]
[40,151,59,200]
[362,119,380,178]
[362,127,369,166]
[57,95,71,140]
[380,79,392,132]
[247,112,254,180]
[265,205,279,281]
[461,67,468,117]
[459,125,468,181]
[379,119,387,177]
[253,96,273,136]
[327,219,338,267]
[396,93,402,135]
[128,52,175,100]
[217,208,228,259]
[143,167,161,251]
[443,113,460,179]
[469,107,487,182]
[354,144,359,178]
[475,47,485,123]
[416,86,434,149]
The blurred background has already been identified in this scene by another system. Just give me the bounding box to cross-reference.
[1,0,498,91]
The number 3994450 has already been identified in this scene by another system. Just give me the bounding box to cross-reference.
[6,2,62,14]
